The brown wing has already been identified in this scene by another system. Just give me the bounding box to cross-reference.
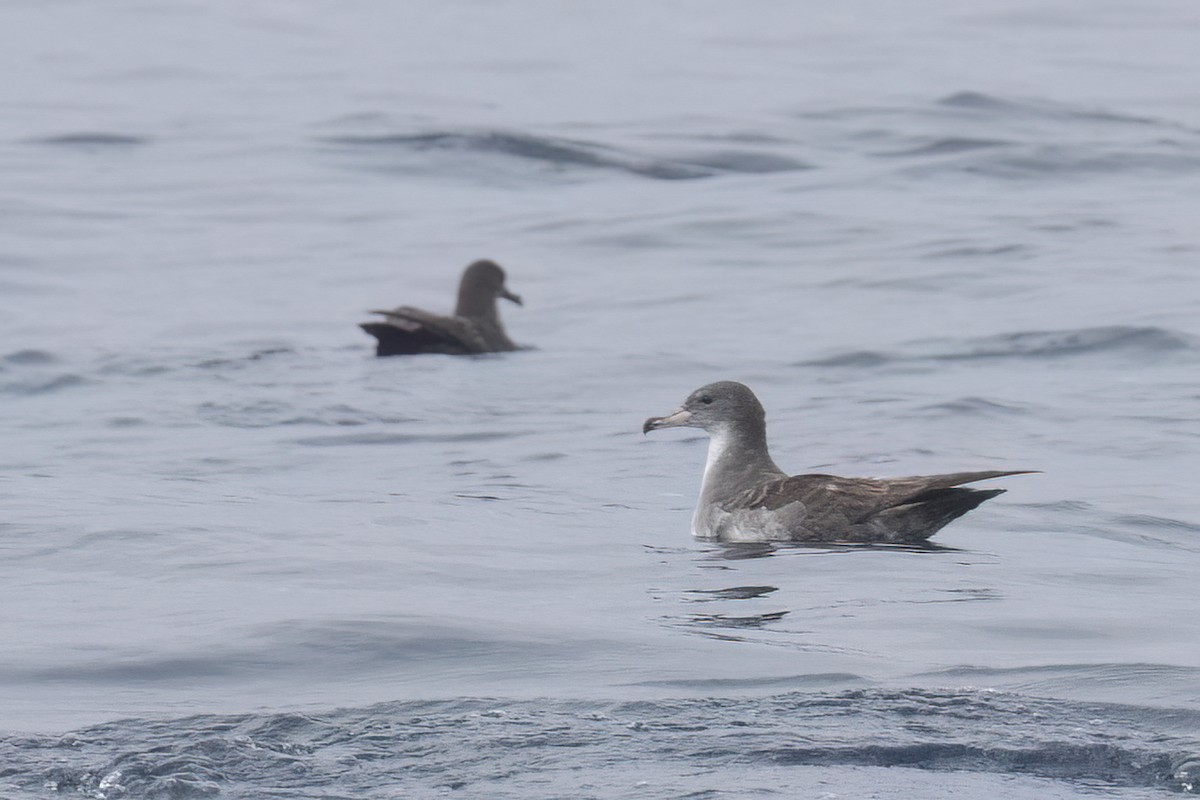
[737,470,1034,523]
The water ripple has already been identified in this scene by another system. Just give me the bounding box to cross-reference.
[319,129,807,180]
[801,326,1197,369]
[2,690,1194,797]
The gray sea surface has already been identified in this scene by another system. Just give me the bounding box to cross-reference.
[2,1,1199,797]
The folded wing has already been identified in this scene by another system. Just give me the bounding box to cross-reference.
[735,470,1034,542]
[360,307,489,356]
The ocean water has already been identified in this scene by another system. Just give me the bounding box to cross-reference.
[2,0,1200,797]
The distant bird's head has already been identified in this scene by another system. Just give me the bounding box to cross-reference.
[643,381,766,435]
[456,259,522,317]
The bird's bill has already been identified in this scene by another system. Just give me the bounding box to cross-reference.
[642,408,692,434]
[499,287,523,306]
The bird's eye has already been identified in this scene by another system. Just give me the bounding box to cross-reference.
[699,395,713,405]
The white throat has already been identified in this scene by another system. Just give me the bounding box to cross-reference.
[702,426,734,486]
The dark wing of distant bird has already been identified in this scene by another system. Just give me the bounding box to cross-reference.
[361,307,487,355]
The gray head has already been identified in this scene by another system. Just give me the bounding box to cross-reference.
[643,381,767,435]
[455,259,522,318]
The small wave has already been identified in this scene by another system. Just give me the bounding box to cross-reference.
[672,150,811,173]
[684,609,790,629]
[936,326,1196,361]
[879,136,1011,157]
[4,690,1194,796]
[196,401,416,429]
[860,93,1200,179]
[192,346,294,370]
[293,430,525,447]
[938,91,1029,113]
[956,147,1200,180]
[628,673,869,690]
[0,373,88,395]
[684,585,779,602]
[917,396,1032,417]
[916,663,1200,709]
[1096,514,1200,551]
[761,740,1176,786]
[319,129,806,181]
[28,132,149,148]
[322,130,712,179]
[1112,514,1200,536]
[936,92,1164,128]
[800,326,1196,369]
[801,350,893,368]
[921,242,1030,259]
[2,349,59,366]
[91,346,297,379]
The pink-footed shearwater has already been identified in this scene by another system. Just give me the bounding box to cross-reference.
[643,381,1033,544]
[360,259,523,356]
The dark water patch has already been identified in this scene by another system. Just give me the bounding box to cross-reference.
[0,372,88,395]
[106,416,147,429]
[1112,514,1200,537]
[917,396,1032,417]
[1093,514,1200,552]
[916,666,1200,721]
[27,132,149,148]
[7,619,596,689]
[521,451,567,462]
[193,346,295,370]
[933,587,1002,603]
[2,690,1194,797]
[760,740,1175,787]
[801,349,893,368]
[293,430,525,447]
[921,242,1031,259]
[92,346,296,379]
[952,147,1200,180]
[936,92,1166,128]
[95,359,173,378]
[934,327,1196,361]
[684,585,779,602]
[629,673,870,690]
[707,542,779,560]
[197,401,416,429]
[938,91,1032,114]
[706,541,956,559]
[826,270,988,293]
[682,609,790,630]
[2,349,59,366]
[29,656,245,684]
[646,129,792,146]
[849,94,1200,180]
[878,136,1012,157]
[671,149,811,173]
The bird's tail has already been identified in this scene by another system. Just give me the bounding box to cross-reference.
[875,487,1006,542]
